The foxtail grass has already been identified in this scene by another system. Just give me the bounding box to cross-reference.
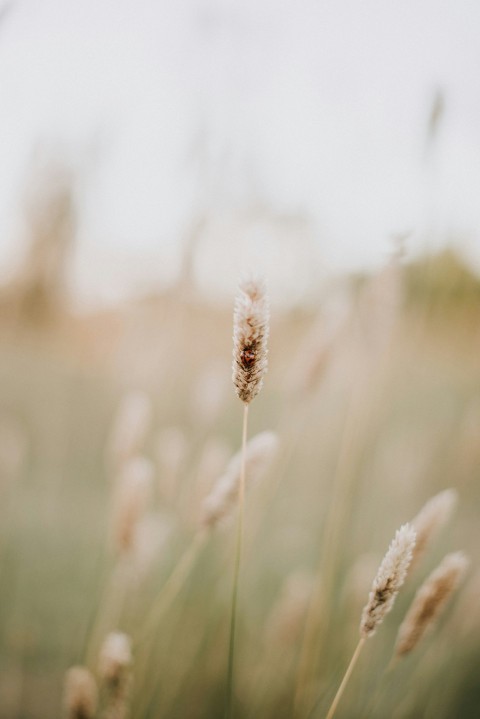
[395,551,469,658]
[99,632,133,719]
[64,666,98,719]
[226,276,269,719]
[410,489,458,571]
[85,457,153,668]
[313,524,416,719]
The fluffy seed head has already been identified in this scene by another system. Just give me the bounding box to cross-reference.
[360,524,416,638]
[201,431,278,530]
[111,457,153,554]
[64,666,98,719]
[411,489,458,570]
[99,632,132,687]
[232,276,269,404]
[395,551,469,657]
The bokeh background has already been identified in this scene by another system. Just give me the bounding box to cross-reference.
[0,1,479,718]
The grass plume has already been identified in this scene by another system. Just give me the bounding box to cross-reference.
[395,551,469,657]
[232,276,269,405]
[226,276,269,718]
[410,489,458,570]
[323,524,416,719]
[360,523,417,638]
[201,430,279,530]
[64,667,98,719]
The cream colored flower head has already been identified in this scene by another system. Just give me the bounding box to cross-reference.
[360,523,416,638]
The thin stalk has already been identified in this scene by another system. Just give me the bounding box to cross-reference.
[136,529,207,646]
[324,638,365,719]
[294,384,364,716]
[295,348,392,716]
[133,530,207,719]
[225,403,249,719]
[85,557,130,669]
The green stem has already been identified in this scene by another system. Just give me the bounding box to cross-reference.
[136,530,207,646]
[133,531,207,719]
[225,403,249,719]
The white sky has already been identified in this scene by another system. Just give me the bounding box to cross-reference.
[0,0,479,304]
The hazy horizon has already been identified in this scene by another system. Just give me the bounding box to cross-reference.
[0,0,479,306]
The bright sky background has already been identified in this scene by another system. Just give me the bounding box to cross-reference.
[0,0,479,305]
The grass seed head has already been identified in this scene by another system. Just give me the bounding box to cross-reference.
[99,632,132,687]
[232,276,269,405]
[111,457,153,555]
[360,523,416,638]
[201,430,279,530]
[64,666,98,719]
[395,551,469,657]
[411,489,458,570]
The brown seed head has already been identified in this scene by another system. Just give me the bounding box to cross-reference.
[232,276,269,404]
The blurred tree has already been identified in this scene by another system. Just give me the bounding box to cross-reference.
[405,247,480,309]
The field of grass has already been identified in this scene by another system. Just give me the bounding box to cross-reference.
[0,257,479,718]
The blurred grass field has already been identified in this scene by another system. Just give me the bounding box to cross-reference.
[0,250,480,718]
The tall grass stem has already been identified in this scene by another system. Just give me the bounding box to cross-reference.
[225,403,249,719]
[324,637,365,719]
[136,529,207,646]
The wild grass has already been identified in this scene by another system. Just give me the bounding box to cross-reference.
[0,254,479,718]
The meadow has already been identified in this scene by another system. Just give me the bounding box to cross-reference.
[0,249,479,718]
